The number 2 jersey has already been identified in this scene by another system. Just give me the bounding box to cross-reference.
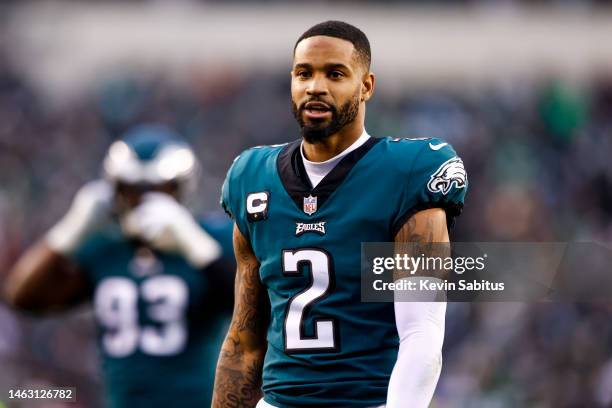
[221,136,468,408]
[70,213,234,408]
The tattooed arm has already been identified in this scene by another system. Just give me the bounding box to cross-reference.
[386,208,449,408]
[395,208,449,247]
[212,224,269,408]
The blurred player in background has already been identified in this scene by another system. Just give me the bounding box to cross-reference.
[3,124,235,407]
[213,21,467,408]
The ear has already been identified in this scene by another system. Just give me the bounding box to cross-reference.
[361,71,375,102]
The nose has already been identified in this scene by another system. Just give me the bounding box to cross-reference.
[306,74,328,97]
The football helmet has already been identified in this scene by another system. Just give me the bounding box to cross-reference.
[103,124,199,201]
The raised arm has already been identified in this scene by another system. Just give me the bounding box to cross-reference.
[386,208,449,408]
[3,180,113,313]
[3,241,88,313]
[212,224,269,408]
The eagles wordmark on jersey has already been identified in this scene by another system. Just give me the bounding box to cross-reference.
[221,136,467,408]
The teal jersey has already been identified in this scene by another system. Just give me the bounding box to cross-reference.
[221,136,467,407]
[71,214,234,408]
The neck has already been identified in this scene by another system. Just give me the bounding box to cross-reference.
[302,115,365,163]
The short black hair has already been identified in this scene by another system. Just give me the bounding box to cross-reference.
[294,20,371,70]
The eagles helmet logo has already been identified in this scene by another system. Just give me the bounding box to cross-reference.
[427,157,467,195]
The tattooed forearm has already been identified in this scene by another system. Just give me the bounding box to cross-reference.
[212,225,268,408]
[213,358,263,407]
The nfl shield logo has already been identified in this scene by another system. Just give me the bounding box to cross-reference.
[303,195,318,215]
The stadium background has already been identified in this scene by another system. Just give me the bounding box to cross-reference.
[1,1,612,406]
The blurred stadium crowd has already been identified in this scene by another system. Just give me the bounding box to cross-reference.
[1,35,612,406]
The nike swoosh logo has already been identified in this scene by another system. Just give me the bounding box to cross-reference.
[429,142,448,151]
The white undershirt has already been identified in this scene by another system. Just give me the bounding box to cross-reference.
[301,130,370,188]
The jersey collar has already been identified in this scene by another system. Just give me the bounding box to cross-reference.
[276,135,381,216]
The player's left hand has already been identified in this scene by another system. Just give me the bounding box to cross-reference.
[121,192,222,268]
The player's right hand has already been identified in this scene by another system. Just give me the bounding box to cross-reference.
[46,179,113,255]
[121,192,222,268]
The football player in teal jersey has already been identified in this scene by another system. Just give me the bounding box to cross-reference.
[213,21,467,408]
[4,125,235,407]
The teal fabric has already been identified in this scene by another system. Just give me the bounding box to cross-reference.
[72,215,233,408]
[221,136,467,407]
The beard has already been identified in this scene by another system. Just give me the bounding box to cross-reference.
[292,90,360,144]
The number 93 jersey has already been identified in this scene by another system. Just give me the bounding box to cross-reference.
[221,136,467,408]
[70,215,233,408]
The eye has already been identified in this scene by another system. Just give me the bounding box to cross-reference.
[296,70,311,79]
[329,71,344,79]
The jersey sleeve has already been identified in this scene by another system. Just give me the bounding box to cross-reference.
[392,139,468,236]
[220,154,250,239]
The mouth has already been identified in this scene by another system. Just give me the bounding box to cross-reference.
[302,101,332,121]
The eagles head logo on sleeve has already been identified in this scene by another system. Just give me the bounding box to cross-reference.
[427,157,467,195]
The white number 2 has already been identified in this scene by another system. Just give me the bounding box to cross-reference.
[94,276,188,358]
[282,249,337,352]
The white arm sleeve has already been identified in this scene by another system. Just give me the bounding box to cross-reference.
[46,180,112,254]
[386,278,446,408]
